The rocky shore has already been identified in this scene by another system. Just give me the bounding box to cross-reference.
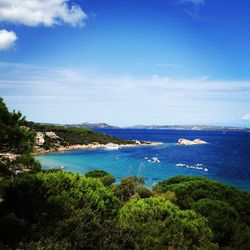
[0,153,18,161]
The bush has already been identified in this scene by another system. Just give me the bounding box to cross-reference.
[85,170,116,186]
[118,196,218,249]
[153,175,250,249]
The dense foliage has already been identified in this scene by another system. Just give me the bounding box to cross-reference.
[0,98,35,154]
[154,175,250,249]
[0,171,250,249]
[85,170,116,186]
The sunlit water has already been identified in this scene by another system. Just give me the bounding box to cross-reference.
[36,129,250,191]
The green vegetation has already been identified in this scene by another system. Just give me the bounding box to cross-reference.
[85,170,116,186]
[153,175,250,249]
[1,171,249,249]
[1,97,250,249]
[118,197,217,250]
[0,97,35,154]
[0,98,39,177]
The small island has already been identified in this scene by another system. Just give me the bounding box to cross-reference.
[178,138,208,145]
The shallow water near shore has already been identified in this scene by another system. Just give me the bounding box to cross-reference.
[36,129,250,191]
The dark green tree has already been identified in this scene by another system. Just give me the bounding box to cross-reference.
[85,170,116,186]
[154,175,250,249]
[118,196,218,250]
[113,176,145,202]
[0,97,35,154]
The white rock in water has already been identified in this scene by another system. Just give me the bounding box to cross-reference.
[193,139,208,144]
[178,138,207,145]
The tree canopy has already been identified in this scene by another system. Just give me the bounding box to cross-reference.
[0,98,35,154]
[1,171,250,249]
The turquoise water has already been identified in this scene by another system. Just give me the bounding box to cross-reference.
[36,129,250,191]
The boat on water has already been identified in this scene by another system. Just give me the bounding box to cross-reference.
[152,157,160,163]
[176,163,186,167]
[195,163,203,167]
[176,163,207,172]
[146,156,160,163]
[104,143,120,150]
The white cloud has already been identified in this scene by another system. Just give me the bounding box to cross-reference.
[179,0,205,6]
[0,0,87,27]
[0,29,17,50]
[241,113,250,121]
[1,63,250,101]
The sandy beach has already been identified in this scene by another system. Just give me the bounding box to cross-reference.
[33,141,164,155]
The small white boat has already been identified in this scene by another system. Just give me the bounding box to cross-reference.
[104,143,120,150]
[151,157,160,163]
[176,163,186,167]
[195,163,203,167]
[195,167,203,170]
[204,168,208,172]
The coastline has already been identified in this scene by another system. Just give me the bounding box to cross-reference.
[33,141,164,155]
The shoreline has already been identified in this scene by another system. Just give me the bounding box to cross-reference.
[33,141,164,155]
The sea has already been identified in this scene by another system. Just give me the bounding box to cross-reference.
[36,129,250,192]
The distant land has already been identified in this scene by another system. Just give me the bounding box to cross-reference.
[126,124,250,131]
[40,122,250,132]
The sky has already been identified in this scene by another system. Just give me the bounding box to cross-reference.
[0,0,250,127]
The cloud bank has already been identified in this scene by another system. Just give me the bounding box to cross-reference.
[0,29,17,50]
[0,0,87,27]
[241,113,250,121]
[0,62,250,125]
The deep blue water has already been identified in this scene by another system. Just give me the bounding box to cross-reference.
[36,129,250,192]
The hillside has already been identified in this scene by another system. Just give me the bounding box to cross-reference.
[25,122,133,153]
[66,122,119,129]
[0,98,134,177]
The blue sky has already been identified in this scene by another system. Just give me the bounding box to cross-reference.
[0,0,250,127]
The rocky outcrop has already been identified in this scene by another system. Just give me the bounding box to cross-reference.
[45,131,59,139]
[178,138,207,145]
[35,132,45,146]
